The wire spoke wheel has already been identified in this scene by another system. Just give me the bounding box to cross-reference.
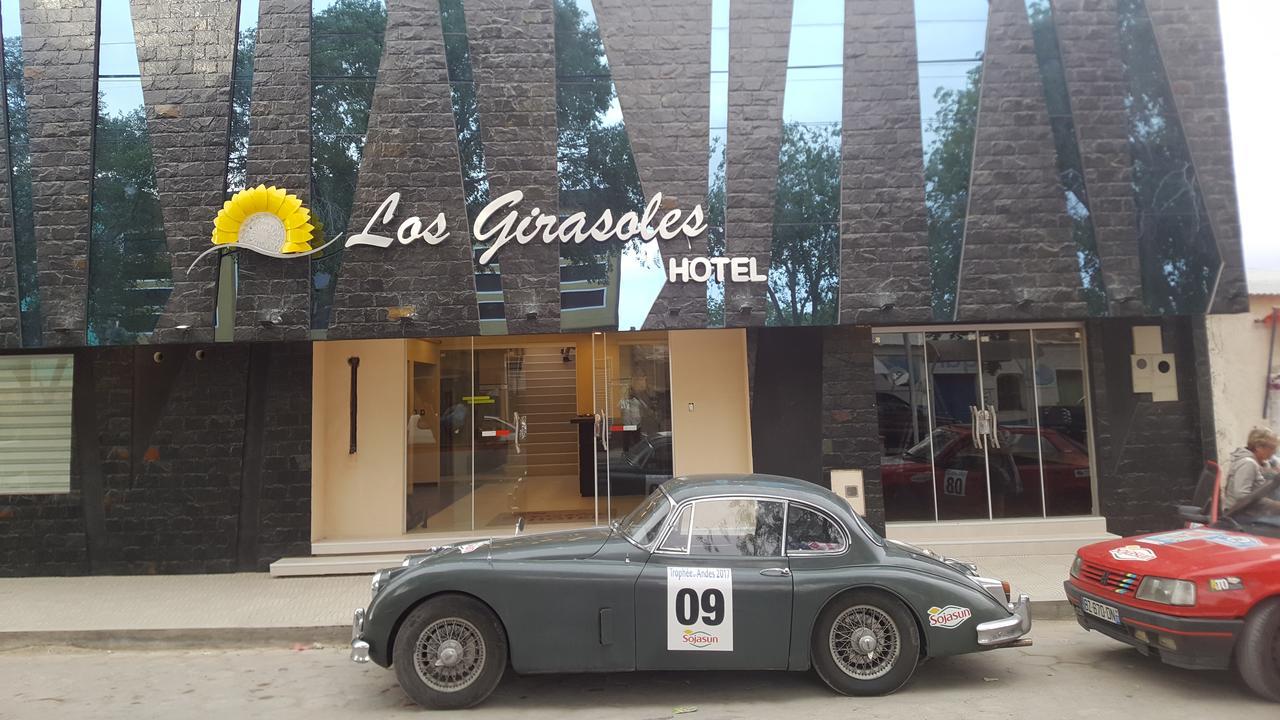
[413,617,487,693]
[829,604,901,681]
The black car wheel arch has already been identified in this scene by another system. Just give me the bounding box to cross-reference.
[811,587,923,696]
[386,590,510,673]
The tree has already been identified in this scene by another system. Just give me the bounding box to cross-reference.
[765,122,841,326]
[86,104,171,345]
[923,64,981,321]
[4,37,38,345]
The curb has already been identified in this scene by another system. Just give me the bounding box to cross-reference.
[2,602,1076,652]
[0,626,349,652]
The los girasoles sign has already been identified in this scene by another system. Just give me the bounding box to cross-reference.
[347,190,765,284]
[193,186,765,284]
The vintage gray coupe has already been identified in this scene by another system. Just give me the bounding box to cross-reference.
[350,474,1033,708]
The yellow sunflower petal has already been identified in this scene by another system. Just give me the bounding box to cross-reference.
[278,194,303,218]
[214,214,242,233]
[280,241,312,254]
[220,199,247,223]
[283,210,311,230]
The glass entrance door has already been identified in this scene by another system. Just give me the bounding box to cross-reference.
[875,326,1095,522]
[591,332,675,524]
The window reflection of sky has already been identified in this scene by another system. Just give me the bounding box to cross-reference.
[914,0,987,152]
[0,0,19,41]
[97,0,143,118]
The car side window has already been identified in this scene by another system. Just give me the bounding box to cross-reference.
[659,504,693,552]
[786,505,846,553]
[685,498,784,557]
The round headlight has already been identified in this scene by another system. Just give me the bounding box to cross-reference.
[370,569,391,598]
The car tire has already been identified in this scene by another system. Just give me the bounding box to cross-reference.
[392,594,508,710]
[1236,598,1280,703]
[811,589,921,696]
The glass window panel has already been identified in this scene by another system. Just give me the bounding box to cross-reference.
[562,288,607,310]
[1118,0,1220,314]
[709,76,728,130]
[0,355,73,493]
[875,332,937,522]
[786,21,843,68]
[706,0,730,328]
[475,273,503,293]
[442,31,474,81]
[922,332,989,520]
[786,505,845,552]
[979,331,1043,519]
[1034,329,1093,516]
[477,302,505,320]
[688,498,784,557]
[3,0,39,345]
[660,504,693,552]
[410,342,476,533]
[780,67,842,125]
[710,28,729,72]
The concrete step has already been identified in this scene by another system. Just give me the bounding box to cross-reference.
[886,515,1110,542]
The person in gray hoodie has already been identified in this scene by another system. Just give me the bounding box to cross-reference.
[1222,427,1280,514]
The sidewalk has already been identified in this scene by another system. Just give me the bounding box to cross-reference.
[0,554,1072,642]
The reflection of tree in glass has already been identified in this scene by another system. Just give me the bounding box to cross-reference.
[554,0,645,281]
[766,122,840,326]
[309,0,388,329]
[87,104,171,345]
[1025,1,1107,315]
[225,27,256,194]
[707,135,726,325]
[1116,0,1218,314]
[923,65,981,320]
[4,38,39,344]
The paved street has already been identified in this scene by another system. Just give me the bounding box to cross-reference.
[0,621,1272,719]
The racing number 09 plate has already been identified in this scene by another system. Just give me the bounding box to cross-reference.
[1081,596,1121,625]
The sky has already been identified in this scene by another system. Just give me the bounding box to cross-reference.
[1220,0,1280,273]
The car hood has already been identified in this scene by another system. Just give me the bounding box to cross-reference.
[883,538,977,579]
[482,526,615,562]
[1079,528,1280,577]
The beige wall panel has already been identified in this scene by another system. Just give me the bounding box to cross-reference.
[312,339,408,540]
[669,329,752,475]
[1207,296,1280,464]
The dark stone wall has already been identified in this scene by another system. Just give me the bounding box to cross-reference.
[957,0,1087,321]
[1145,0,1247,314]
[838,0,931,326]
[594,0,712,329]
[0,343,311,576]
[23,0,97,347]
[328,0,481,340]
[820,325,885,533]
[468,0,562,334]
[132,0,238,343]
[1086,315,1207,537]
[749,327,824,485]
[1054,0,1144,314]
[722,0,789,328]
[236,0,312,341]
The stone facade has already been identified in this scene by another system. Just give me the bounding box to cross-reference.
[0,343,311,577]
[328,0,481,339]
[595,0,712,329]
[132,0,239,344]
[23,0,97,347]
[236,0,312,341]
[957,0,1087,322]
[838,0,932,325]
[722,0,790,328]
[467,0,562,334]
[1086,316,1206,537]
[820,325,886,533]
[1054,0,1144,315]
[1145,0,1247,314]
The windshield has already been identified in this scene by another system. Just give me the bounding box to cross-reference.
[617,489,672,546]
[902,428,959,461]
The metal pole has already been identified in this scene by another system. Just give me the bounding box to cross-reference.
[1265,308,1278,419]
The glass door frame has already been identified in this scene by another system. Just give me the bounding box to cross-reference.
[875,321,1099,520]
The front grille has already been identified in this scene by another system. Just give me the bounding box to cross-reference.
[1080,560,1141,595]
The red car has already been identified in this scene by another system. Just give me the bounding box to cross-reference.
[1064,486,1280,702]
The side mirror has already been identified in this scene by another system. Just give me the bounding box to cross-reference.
[514,517,525,536]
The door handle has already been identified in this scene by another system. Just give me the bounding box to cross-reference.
[759,567,791,577]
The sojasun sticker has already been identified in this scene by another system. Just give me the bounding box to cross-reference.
[667,567,733,651]
[928,605,973,629]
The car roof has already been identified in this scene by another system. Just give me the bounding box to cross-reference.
[661,473,843,507]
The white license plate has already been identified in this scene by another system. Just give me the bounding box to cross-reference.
[1082,597,1121,625]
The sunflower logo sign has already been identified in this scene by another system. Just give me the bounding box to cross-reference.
[187,186,341,274]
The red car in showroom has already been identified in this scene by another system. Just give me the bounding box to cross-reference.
[1064,476,1280,702]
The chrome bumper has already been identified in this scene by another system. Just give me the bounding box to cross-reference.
[350,608,370,663]
[976,593,1032,647]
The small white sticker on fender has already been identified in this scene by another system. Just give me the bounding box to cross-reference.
[667,567,734,651]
